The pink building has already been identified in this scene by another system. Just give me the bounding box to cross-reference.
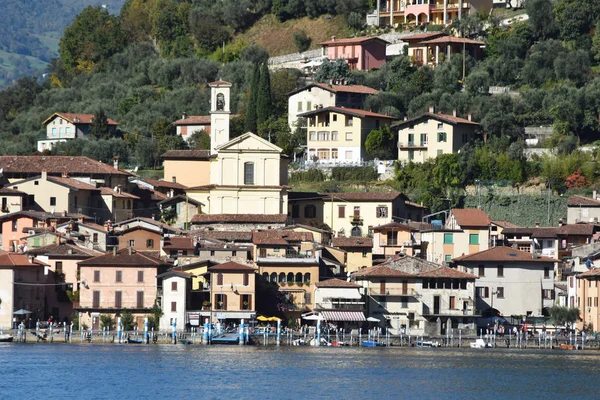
[320,36,389,71]
[77,249,165,330]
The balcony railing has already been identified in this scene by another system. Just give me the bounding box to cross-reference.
[379,239,422,247]
[368,287,417,296]
[399,142,427,149]
[317,302,365,311]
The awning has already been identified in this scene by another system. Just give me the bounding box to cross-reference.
[321,311,366,322]
[319,288,362,300]
[215,311,256,319]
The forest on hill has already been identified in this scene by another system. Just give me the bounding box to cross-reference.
[1,0,600,212]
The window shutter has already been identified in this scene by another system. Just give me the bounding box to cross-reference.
[214,294,219,306]
[338,206,345,218]
[248,295,252,310]
[240,294,244,309]
[217,273,223,286]
[485,287,489,298]
[223,294,227,310]
[243,273,249,286]
[137,291,144,308]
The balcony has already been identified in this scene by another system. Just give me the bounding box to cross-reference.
[399,142,427,150]
[380,239,421,247]
[349,215,363,225]
[317,301,365,311]
[368,287,418,297]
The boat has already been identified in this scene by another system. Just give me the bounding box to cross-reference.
[470,339,492,349]
[559,344,575,350]
[211,333,240,345]
[178,339,193,345]
[362,340,384,347]
[125,337,144,344]
[0,334,14,342]
[416,340,441,347]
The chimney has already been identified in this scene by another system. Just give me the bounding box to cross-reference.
[128,247,132,255]
[468,113,472,122]
[28,255,34,264]
[112,246,117,256]
[404,116,408,121]
[169,189,174,198]
[558,219,564,227]
[56,234,61,246]
[113,156,119,170]
[62,210,68,217]
[535,222,540,228]
[182,113,186,120]
[428,105,434,113]
[452,109,457,117]
[41,170,47,180]
[331,36,336,42]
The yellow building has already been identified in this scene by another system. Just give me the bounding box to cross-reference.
[299,106,397,163]
[376,0,493,27]
[576,269,600,332]
[162,150,214,188]
[372,221,426,258]
[393,108,480,163]
[331,236,373,274]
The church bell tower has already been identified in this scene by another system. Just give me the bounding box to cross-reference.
[209,80,232,154]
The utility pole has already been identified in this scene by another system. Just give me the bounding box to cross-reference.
[547,182,551,225]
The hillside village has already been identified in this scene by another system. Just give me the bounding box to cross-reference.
[2,0,600,343]
[2,72,600,340]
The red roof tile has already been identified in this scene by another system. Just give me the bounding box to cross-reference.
[451,208,491,228]
[42,113,118,126]
[138,178,188,190]
[417,266,477,279]
[163,236,195,251]
[172,116,211,125]
[209,80,233,86]
[0,253,49,267]
[324,192,404,202]
[577,268,600,278]
[299,106,397,120]
[452,246,558,263]
[492,220,520,229]
[373,222,416,232]
[332,237,373,248]
[193,230,253,242]
[27,243,102,257]
[419,36,485,45]
[252,230,314,246]
[78,249,163,266]
[321,36,389,45]
[315,278,361,288]
[313,83,378,95]
[392,112,479,128]
[99,187,139,199]
[401,32,445,41]
[353,264,414,277]
[191,214,288,224]
[46,176,97,190]
[567,195,600,207]
[0,156,131,176]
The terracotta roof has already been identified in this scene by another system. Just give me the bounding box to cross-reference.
[417,266,477,279]
[209,80,233,86]
[503,224,599,238]
[452,246,558,263]
[158,195,203,207]
[298,106,397,120]
[191,214,288,224]
[324,192,404,202]
[373,222,417,232]
[320,36,389,45]
[42,112,118,126]
[193,231,253,242]
[161,150,216,160]
[0,210,93,223]
[577,268,600,278]
[113,217,183,233]
[492,220,520,229]
[78,249,163,266]
[451,208,490,228]
[252,230,314,246]
[315,278,361,288]
[157,269,193,279]
[46,176,97,190]
[289,83,378,97]
[419,36,485,45]
[172,116,211,126]
[401,32,445,41]
[0,156,131,176]
[99,187,139,199]
[208,261,255,271]
[407,222,434,230]
[27,243,102,257]
[353,264,414,277]
[163,236,195,251]
[392,112,479,129]
[405,201,428,209]
[332,237,373,248]
[138,178,188,190]
[567,195,600,207]
[0,253,49,267]
[0,187,26,195]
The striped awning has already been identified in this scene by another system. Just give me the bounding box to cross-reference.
[320,311,366,322]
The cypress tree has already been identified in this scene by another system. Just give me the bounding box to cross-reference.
[256,63,272,127]
[245,64,260,133]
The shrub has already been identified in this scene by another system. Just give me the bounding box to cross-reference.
[331,166,378,181]
[290,168,326,183]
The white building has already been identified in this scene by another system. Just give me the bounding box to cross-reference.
[158,270,192,332]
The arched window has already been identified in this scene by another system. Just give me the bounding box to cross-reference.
[216,93,225,111]
[351,226,362,237]
[304,273,311,283]
[270,272,277,283]
[262,272,269,282]
[287,272,294,283]
[244,162,254,185]
[295,272,302,284]
[279,272,286,283]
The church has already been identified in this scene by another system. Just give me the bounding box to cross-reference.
[162,81,289,221]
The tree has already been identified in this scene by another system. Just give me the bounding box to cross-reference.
[189,11,231,53]
[314,59,353,84]
[245,65,260,133]
[548,304,580,332]
[59,6,127,72]
[188,130,211,149]
[256,63,272,126]
[293,30,311,53]
[120,309,135,331]
[100,314,115,330]
[347,12,363,33]
[526,0,559,39]
[147,303,163,330]
[365,126,395,159]
[89,110,110,139]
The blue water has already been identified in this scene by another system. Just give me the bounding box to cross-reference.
[1,344,598,399]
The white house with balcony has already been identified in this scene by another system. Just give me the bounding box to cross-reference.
[39,112,118,152]
[310,278,366,326]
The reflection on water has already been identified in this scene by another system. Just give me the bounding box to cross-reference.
[0,344,598,399]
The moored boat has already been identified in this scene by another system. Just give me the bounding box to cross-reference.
[0,334,14,342]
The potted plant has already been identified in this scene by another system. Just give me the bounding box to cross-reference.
[280,281,287,287]
[304,281,310,287]
[242,301,249,310]
[202,301,211,310]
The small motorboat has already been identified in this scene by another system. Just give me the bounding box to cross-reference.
[0,334,14,342]
[309,338,331,346]
[416,340,441,347]
[125,337,144,344]
[362,340,383,347]
[470,339,492,349]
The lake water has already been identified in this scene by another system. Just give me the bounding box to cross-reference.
[1,344,598,399]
